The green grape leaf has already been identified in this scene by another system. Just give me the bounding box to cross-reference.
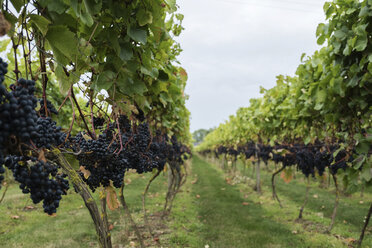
[118,75,147,96]
[119,42,133,61]
[10,0,23,12]
[127,27,147,44]
[83,0,102,16]
[47,0,68,14]
[29,14,51,36]
[80,7,94,27]
[45,25,78,61]
[55,65,73,96]
[361,165,372,182]
[158,69,169,81]
[334,30,346,40]
[137,9,153,26]
[93,70,116,91]
[354,35,368,51]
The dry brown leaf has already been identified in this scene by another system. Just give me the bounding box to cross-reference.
[109,224,114,231]
[346,238,356,243]
[80,166,91,179]
[125,178,132,185]
[242,202,249,206]
[280,170,293,183]
[38,150,47,162]
[106,186,120,211]
[196,194,200,198]
[0,13,11,37]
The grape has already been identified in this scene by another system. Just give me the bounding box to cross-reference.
[69,116,189,191]
[93,116,105,128]
[33,117,66,149]
[39,99,58,116]
[4,155,69,215]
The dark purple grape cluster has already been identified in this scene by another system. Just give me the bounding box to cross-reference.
[314,150,331,176]
[33,117,66,149]
[329,150,350,175]
[0,57,69,214]
[7,79,39,142]
[209,142,352,178]
[242,142,256,160]
[0,57,8,187]
[4,155,69,215]
[93,116,105,128]
[39,99,58,116]
[296,149,316,177]
[70,116,189,191]
[257,144,272,164]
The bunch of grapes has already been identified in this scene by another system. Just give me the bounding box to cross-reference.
[257,144,272,164]
[39,99,59,116]
[296,149,316,177]
[72,116,183,191]
[329,149,350,175]
[0,57,8,187]
[314,150,331,176]
[4,156,69,214]
[33,117,66,149]
[93,116,105,128]
[0,57,69,214]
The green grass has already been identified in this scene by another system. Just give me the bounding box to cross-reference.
[191,156,305,248]
[204,156,372,248]
[0,164,204,248]
[0,156,371,248]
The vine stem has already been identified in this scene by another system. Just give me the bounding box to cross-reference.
[357,201,372,247]
[142,169,161,242]
[37,35,49,117]
[89,90,96,138]
[298,177,310,220]
[271,164,285,208]
[115,117,124,155]
[255,160,262,194]
[326,174,340,233]
[163,163,175,216]
[11,37,20,80]
[56,153,112,248]
[119,183,145,248]
[70,88,95,139]
[21,20,28,79]
[64,95,76,142]
[0,183,9,204]
[99,187,111,247]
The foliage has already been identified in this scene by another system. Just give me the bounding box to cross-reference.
[197,0,372,188]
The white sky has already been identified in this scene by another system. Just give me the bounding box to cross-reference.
[176,0,327,132]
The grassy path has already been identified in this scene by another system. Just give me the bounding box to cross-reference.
[191,156,305,248]
[1,156,371,247]
[193,156,372,248]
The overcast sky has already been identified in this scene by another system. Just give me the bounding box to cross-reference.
[176,0,327,132]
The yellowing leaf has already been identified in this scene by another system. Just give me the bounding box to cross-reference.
[106,186,120,211]
[80,166,91,179]
[280,169,293,183]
